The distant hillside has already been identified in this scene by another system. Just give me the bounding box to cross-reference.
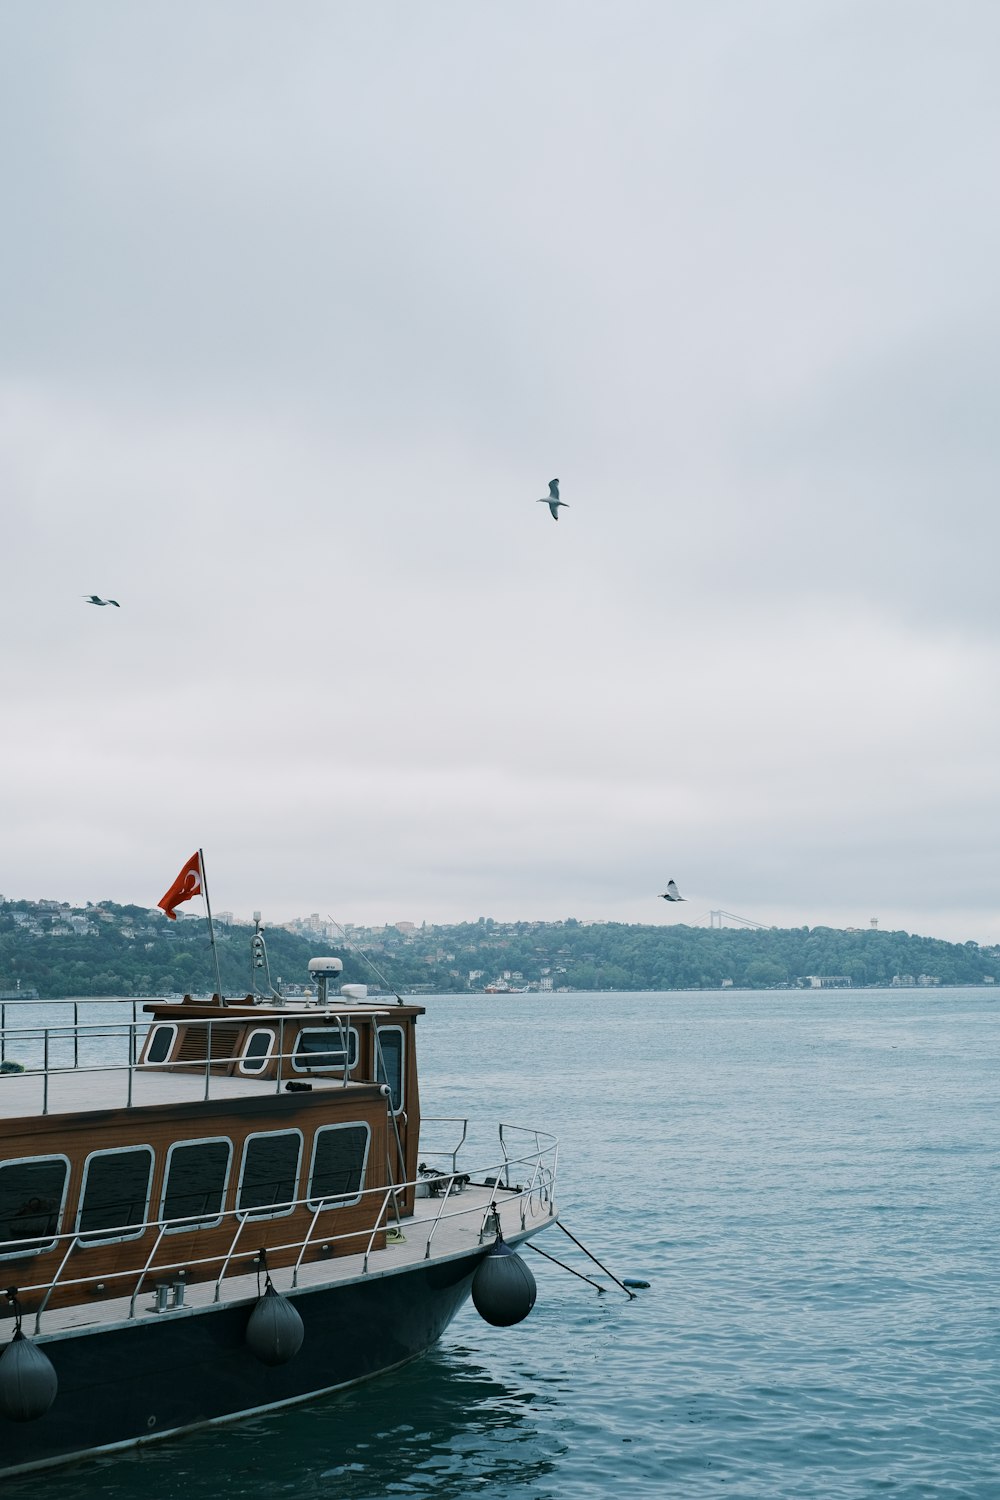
[1,899,997,998]
[0,901,337,1000]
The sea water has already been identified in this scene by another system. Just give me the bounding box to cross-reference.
[5,989,999,1498]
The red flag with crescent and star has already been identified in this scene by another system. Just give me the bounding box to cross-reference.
[158,851,203,920]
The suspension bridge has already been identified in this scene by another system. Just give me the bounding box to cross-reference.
[686,909,769,930]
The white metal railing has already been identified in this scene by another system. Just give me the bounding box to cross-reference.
[1,999,141,1070]
[0,1005,395,1112]
[417,1115,468,1174]
[0,1122,558,1334]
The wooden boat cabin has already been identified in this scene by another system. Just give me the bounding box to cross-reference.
[0,974,424,1319]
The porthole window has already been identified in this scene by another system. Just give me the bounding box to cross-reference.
[145,1024,177,1065]
[291,1027,359,1074]
[239,1029,275,1075]
[0,1155,70,1257]
[307,1124,371,1209]
[237,1130,303,1218]
[78,1146,154,1244]
[161,1138,232,1231]
[376,1026,405,1114]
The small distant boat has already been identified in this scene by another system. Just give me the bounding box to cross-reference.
[0,935,558,1475]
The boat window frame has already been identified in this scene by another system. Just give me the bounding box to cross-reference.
[306,1121,372,1210]
[235,1128,304,1219]
[159,1135,234,1233]
[238,1027,276,1076]
[376,1024,405,1115]
[76,1143,155,1246]
[144,1022,178,1066]
[0,1152,72,1259]
[290,1025,360,1076]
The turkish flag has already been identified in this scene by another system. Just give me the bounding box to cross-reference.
[158,852,203,920]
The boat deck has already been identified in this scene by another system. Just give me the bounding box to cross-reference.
[0,1181,556,1344]
[0,1066,368,1120]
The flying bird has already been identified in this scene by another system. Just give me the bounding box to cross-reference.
[537,478,568,521]
[659,880,685,902]
[83,596,120,607]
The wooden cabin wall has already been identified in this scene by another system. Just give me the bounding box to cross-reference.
[0,1090,392,1315]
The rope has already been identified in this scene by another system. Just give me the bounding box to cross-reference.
[556,1221,636,1299]
[523,1240,605,1292]
[327,915,406,1004]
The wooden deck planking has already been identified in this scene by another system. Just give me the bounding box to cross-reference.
[0,1066,371,1120]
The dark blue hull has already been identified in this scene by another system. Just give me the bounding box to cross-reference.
[2,1247,486,1476]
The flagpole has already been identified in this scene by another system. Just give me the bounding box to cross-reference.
[199,848,225,1005]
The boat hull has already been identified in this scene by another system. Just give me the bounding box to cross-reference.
[1,1245,487,1477]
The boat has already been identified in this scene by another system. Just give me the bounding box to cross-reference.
[0,951,558,1476]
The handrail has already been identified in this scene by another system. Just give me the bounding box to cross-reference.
[0,1130,558,1331]
[32,1234,79,1335]
[362,1189,394,1273]
[1,1147,556,1271]
[418,1116,468,1174]
[3,1140,556,1274]
[128,1222,170,1317]
[213,1211,251,1301]
[291,1202,325,1287]
[0,1007,397,1110]
[422,1174,458,1259]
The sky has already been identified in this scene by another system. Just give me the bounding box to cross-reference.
[2,2,999,943]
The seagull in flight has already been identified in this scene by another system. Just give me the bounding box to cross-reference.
[83,595,120,607]
[659,880,685,902]
[537,478,568,521]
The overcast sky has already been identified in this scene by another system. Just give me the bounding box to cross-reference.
[2,2,999,943]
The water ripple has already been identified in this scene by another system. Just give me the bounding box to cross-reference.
[7,990,999,1499]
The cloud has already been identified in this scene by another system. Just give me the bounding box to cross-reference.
[1,3,999,946]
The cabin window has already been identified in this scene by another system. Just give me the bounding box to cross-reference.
[238,1028,274,1075]
[145,1023,177,1065]
[376,1026,405,1113]
[307,1123,371,1208]
[237,1130,303,1217]
[160,1138,232,1231]
[291,1026,359,1074]
[78,1146,154,1243]
[0,1156,70,1257]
